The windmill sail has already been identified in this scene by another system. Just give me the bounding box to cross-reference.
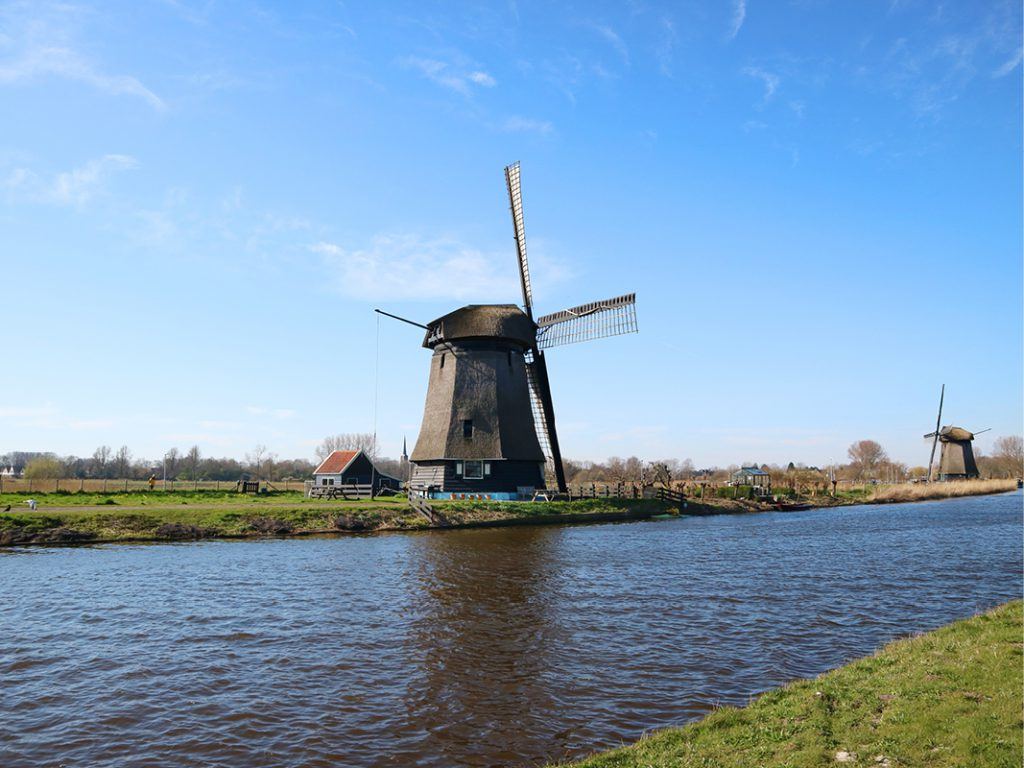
[925,384,944,483]
[524,349,567,492]
[504,161,533,318]
[536,293,638,349]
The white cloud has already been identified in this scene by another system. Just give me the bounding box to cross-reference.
[993,47,1022,77]
[245,406,296,420]
[728,0,746,40]
[313,232,571,303]
[467,70,496,87]
[742,66,779,101]
[5,154,138,206]
[313,234,522,301]
[51,154,138,205]
[501,116,553,135]
[0,45,166,109]
[403,57,496,95]
[68,419,114,430]
[656,17,676,76]
[586,22,629,66]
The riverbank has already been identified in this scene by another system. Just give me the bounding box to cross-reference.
[0,479,1018,546]
[554,600,1023,768]
[0,494,674,545]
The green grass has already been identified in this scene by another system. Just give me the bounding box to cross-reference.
[0,489,315,506]
[0,495,671,544]
[554,600,1023,768]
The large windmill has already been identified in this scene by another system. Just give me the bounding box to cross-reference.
[923,385,989,482]
[381,162,638,498]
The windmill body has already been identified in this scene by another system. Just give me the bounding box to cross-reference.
[397,163,638,499]
[935,426,980,480]
[923,387,986,481]
[409,304,547,495]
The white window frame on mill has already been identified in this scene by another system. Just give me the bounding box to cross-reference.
[457,461,491,480]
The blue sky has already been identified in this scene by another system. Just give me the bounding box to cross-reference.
[1,0,1020,468]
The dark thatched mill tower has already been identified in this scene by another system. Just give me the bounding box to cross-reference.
[378,162,638,499]
[923,385,989,481]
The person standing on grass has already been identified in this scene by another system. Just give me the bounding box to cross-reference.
[148,475,156,491]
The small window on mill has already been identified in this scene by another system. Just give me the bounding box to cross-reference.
[463,419,473,439]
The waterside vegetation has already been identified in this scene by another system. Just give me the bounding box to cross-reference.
[0,479,1017,546]
[554,600,1023,768]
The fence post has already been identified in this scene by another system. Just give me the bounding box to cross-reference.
[103,478,107,493]
[28,478,32,493]
[80,478,84,492]
[55,478,60,493]
[124,478,128,492]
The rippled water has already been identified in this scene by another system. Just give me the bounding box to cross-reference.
[2,492,1021,767]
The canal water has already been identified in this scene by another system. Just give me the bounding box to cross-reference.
[2,493,1021,767]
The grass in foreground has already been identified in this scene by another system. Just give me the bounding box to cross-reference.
[554,601,1023,768]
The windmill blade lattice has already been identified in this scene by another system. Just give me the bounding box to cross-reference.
[536,293,638,350]
[524,350,559,483]
[504,161,533,316]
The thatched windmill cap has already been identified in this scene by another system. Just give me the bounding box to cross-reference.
[939,426,975,441]
[423,304,536,349]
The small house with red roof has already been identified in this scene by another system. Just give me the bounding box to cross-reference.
[312,449,401,494]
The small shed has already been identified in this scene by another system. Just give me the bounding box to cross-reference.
[731,466,771,489]
[312,449,401,492]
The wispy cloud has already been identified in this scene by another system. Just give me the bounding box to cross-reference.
[656,17,677,77]
[500,115,553,135]
[312,234,518,301]
[728,0,746,41]
[742,66,779,101]
[0,45,165,109]
[4,154,139,206]
[403,56,497,95]
[585,22,629,66]
[993,47,1022,77]
[245,406,296,420]
[467,70,496,86]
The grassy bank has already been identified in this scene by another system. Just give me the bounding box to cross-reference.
[0,479,1016,546]
[554,600,1023,768]
[0,494,670,545]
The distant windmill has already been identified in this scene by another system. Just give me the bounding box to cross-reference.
[924,385,990,482]
[378,162,638,497]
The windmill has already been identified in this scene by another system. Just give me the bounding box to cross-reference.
[923,385,989,482]
[378,162,638,497]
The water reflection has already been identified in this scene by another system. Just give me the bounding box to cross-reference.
[399,527,566,766]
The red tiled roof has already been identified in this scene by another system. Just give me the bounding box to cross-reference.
[313,450,360,475]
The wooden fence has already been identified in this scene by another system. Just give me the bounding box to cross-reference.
[0,477,308,494]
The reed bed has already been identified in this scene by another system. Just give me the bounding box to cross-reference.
[866,478,1018,503]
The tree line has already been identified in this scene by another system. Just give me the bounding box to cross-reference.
[4,434,1021,484]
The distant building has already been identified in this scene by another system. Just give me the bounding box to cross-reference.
[730,466,771,489]
[312,450,401,492]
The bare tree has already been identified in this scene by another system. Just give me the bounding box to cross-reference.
[649,461,673,487]
[91,445,112,478]
[164,447,180,479]
[24,455,62,479]
[114,445,132,478]
[186,445,201,480]
[247,444,268,479]
[315,433,377,461]
[847,440,888,480]
[993,436,1024,477]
